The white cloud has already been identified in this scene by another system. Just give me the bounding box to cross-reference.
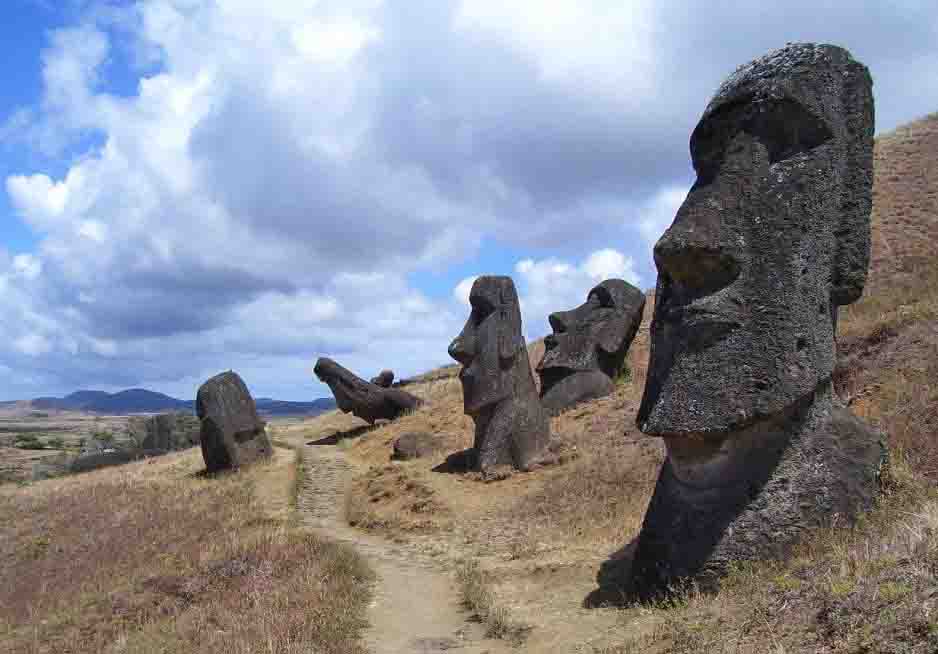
[636,185,688,247]
[453,276,478,306]
[12,254,43,281]
[14,333,53,357]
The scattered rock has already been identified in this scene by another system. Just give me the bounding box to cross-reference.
[630,43,883,596]
[538,279,645,413]
[196,371,272,473]
[314,358,423,424]
[448,276,550,474]
[392,432,439,460]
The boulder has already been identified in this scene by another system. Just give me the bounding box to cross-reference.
[196,371,272,473]
[392,432,439,460]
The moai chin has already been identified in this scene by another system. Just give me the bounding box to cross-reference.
[630,43,885,595]
[449,276,550,474]
[537,279,646,413]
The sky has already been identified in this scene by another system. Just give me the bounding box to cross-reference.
[1,0,937,402]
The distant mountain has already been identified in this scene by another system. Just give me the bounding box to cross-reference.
[29,389,336,417]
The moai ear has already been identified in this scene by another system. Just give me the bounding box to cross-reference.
[497,307,517,363]
[831,59,874,308]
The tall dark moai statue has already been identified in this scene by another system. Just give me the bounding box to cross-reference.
[449,276,550,474]
[197,371,272,473]
[314,358,421,424]
[537,279,645,413]
[630,43,884,594]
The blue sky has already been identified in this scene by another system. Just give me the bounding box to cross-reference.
[1,0,937,401]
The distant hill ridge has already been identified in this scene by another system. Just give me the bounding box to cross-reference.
[30,388,335,417]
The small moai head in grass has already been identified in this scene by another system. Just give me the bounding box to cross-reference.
[538,279,646,412]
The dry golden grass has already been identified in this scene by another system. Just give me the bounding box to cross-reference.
[0,448,372,654]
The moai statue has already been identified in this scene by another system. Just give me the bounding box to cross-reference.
[630,43,884,594]
[448,276,550,474]
[197,371,271,473]
[537,279,646,413]
[371,369,395,388]
[314,358,421,424]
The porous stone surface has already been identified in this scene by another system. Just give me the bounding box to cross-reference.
[538,279,645,413]
[139,412,201,451]
[391,431,439,460]
[631,43,882,595]
[197,371,271,473]
[314,358,422,424]
[448,276,550,474]
[371,370,395,388]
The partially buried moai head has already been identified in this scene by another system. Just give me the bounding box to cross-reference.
[638,43,874,435]
[538,279,645,412]
[448,276,526,416]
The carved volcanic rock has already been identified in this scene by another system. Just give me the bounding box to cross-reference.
[371,370,395,388]
[630,43,884,596]
[314,358,422,424]
[538,279,645,413]
[197,371,271,473]
[448,276,550,474]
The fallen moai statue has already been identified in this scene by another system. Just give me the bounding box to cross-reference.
[629,43,885,596]
[314,358,422,424]
[448,276,550,474]
[538,279,645,413]
[197,371,272,473]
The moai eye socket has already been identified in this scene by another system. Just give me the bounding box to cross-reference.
[470,296,495,325]
[746,99,833,164]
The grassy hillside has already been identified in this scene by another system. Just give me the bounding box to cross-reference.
[284,112,938,653]
[0,449,372,654]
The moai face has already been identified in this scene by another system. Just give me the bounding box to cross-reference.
[638,43,874,435]
[313,357,371,414]
[538,279,645,395]
[448,276,526,415]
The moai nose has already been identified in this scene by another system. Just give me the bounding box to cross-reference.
[654,197,740,295]
[448,337,473,366]
[548,311,569,335]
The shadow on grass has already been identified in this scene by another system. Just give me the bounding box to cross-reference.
[306,424,373,447]
[431,448,476,474]
[584,538,640,608]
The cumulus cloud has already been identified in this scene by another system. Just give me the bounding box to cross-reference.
[0,0,936,399]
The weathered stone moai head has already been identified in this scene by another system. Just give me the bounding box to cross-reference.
[448,276,549,473]
[197,370,271,473]
[371,369,395,388]
[538,279,645,412]
[629,43,882,595]
[314,357,421,424]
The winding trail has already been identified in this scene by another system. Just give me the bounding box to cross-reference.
[296,441,509,654]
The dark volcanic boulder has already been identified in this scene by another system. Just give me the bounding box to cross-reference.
[370,370,395,388]
[139,412,201,451]
[196,371,272,473]
[392,432,440,460]
[314,358,422,424]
